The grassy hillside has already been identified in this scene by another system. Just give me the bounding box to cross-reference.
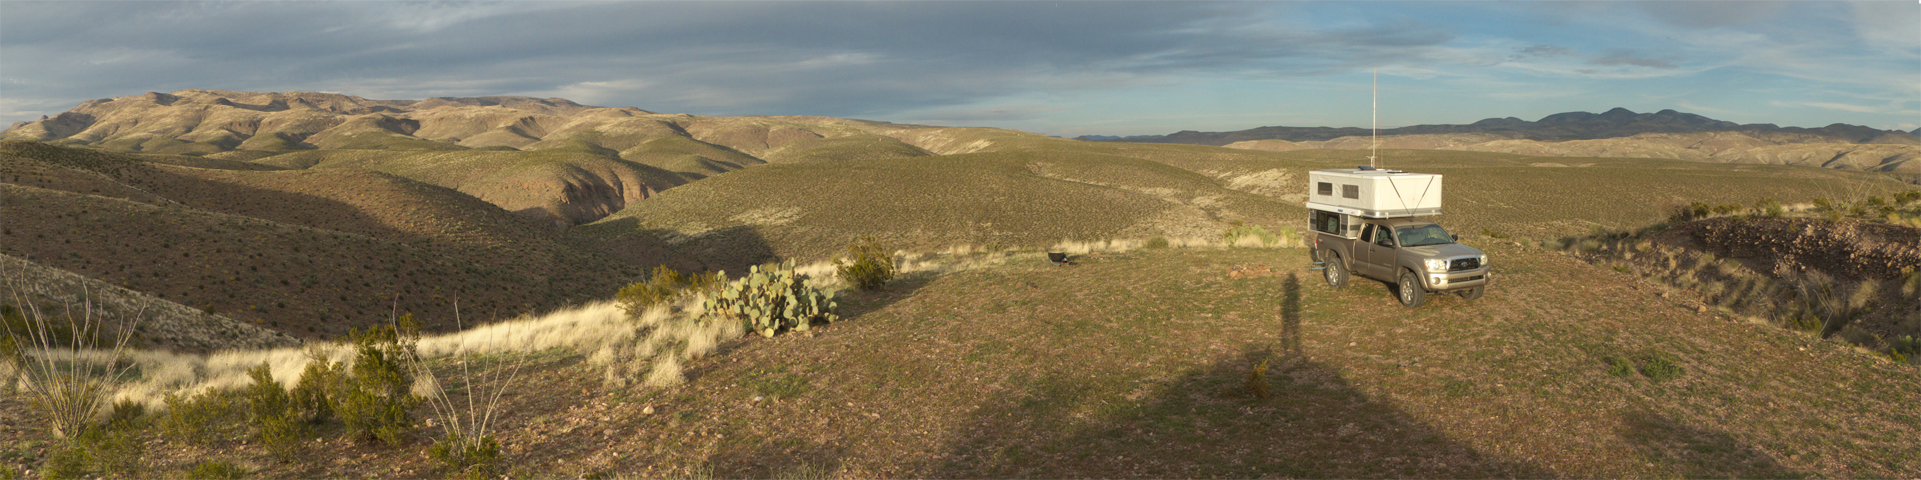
[3,245,1912,478]
[248,147,688,226]
[0,142,657,341]
[580,148,1309,265]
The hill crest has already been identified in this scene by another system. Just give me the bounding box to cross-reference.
[1085,108,1918,146]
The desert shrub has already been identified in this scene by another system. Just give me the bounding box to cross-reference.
[1222,221,1280,247]
[42,443,91,480]
[412,314,524,480]
[1639,355,1683,382]
[618,266,688,316]
[290,348,338,424]
[1890,336,1919,365]
[1893,190,1921,206]
[1754,198,1783,218]
[1245,359,1270,399]
[618,266,725,317]
[184,460,247,480]
[835,237,897,291]
[1145,237,1169,249]
[1605,357,1634,377]
[162,389,240,445]
[244,362,305,459]
[704,260,838,338]
[428,431,503,480]
[0,295,139,443]
[332,315,422,445]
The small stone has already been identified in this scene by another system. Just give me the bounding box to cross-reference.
[752,395,765,402]
[643,406,655,415]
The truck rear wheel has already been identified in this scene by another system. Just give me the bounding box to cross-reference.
[1397,271,1426,308]
[1323,253,1348,289]
[1456,285,1485,301]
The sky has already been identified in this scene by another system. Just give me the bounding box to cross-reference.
[1,1,1916,137]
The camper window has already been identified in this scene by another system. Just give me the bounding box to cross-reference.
[1342,184,1360,199]
[1318,182,1333,196]
[1310,210,1343,235]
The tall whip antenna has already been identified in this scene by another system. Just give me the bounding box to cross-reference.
[1369,68,1379,169]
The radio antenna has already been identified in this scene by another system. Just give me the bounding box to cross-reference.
[1369,68,1379,170]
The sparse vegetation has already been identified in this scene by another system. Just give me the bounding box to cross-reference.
[330,314,423,445]
[243,362,305,460]
[616,266,722,317]
[412,308,523,480]
[1638,355,1683,382]
[835,237,897,291]
[703,260,838,338]
[184,460,247,480]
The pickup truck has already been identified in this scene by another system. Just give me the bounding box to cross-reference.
[1311,215,1490,308]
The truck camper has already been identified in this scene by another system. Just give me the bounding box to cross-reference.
[1308,167,1489,308]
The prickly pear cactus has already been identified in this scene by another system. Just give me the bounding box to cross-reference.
[702,260,839,337]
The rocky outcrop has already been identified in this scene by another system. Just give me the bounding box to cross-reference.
[1674,217,1921,281]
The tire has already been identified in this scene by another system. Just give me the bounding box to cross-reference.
[1397,271,1426,308]
[1323,253,1348,289]
[1456,285,1485,301]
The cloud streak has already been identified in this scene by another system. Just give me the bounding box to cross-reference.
[0,1,1913,135]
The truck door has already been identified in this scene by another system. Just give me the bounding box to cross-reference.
[1359,224,1394,278]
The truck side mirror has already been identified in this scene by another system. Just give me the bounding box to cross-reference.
[1452,234,1459,241]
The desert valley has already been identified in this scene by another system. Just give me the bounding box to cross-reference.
[2,89,1918,478]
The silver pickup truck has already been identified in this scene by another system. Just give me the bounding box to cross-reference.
[1311,214,1490,308]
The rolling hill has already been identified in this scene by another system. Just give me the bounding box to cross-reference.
[1,89,1919,479]
[1086,108,1921,173]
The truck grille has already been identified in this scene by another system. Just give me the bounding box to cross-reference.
[1448,258,1480,271]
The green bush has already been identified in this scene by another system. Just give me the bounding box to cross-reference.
[290,348,337,425]
[1605,357,1634,377]
[1145,237,1169,249]
[185,460,247,480]
[1754,198,1784,218]
[1639,356,1683,382]
[162,389,239,445]
[835,237,897,291]
[1222,221,1280,246]
[428,431,504,480]
[1894,191,1920,206]
[704,260,839,338]
[42,443,91,480]
[245,362,305,459]
[617,266,724,317]
[332,315,422,445]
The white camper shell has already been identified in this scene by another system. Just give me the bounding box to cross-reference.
[1306,168,1443,239]
[1306,168,1442,218]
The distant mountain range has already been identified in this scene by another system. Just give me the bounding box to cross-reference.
[1079,108,1919,146]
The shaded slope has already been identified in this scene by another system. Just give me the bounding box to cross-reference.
[617,136,766,179]
[0,142,653,339]
[0,254,299,353]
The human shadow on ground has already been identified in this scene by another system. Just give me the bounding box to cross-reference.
[914,272,1554,478]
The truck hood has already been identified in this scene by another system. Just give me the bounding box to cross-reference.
[1403,243,1484,259]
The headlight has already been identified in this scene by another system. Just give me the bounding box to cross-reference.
[1479,255,1488,267]
[1424,259,1448,272]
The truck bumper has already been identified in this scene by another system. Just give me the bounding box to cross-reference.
[1424,267,1491,292]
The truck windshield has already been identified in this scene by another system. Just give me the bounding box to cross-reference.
[1395,225,1454,247]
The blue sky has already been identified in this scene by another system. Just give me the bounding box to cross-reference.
[1,1,1915,137]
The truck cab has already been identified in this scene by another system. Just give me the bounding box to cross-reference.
[1306,168,1490,308]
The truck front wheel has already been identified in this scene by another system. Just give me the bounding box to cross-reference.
[1397,271,1426,308]
[1323,253,1348,289]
